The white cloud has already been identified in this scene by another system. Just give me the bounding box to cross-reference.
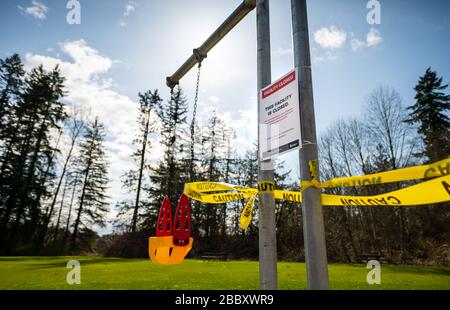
[314,26,347,49]
[351,38,366,52]
[18,0,48,20]
[25,40,139,205]
[350,29,383,52]
[120,2,137,27]
[124,2,137,17]
[367,28,383,47]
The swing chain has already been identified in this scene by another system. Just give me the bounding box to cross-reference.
[191,61,202,144]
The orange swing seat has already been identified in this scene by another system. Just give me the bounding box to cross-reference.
[149,194,193,265]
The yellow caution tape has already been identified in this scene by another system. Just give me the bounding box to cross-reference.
[240,194,257,229]
[184,190,255,204]
[184,182,257,204]
[185,182,255,193]
[302,158,450,190]
[321,176,449,206]
[258,181,275,194]
[301,160,321,190]
[183,159,450,229]
[185,176,450,206]
[309,160,318,180]
[275,190,302,203]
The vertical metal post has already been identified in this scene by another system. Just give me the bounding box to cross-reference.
[257,0,278,290]
[291,0,329,290]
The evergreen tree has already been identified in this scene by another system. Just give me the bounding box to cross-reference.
[220,128,237,236]
[36,113,85,252]
[20,66,66,250]
[405,68,450,162]
[70,118,109,252]
[119,90,160,232]
[0,55,25,235]
[148,87,188,214]
[0,54,25,136]
[405,68,450,262]
[200,111,228,240]
[0,63,66,254]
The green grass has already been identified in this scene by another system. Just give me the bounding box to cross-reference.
[0,257,449,290]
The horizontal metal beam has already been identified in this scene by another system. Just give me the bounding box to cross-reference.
[166,0,256,89]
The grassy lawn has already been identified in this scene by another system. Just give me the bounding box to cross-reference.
[0,257,449,290]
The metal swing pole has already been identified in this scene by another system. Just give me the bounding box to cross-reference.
[166,0,278,290]
[166,0,257,88]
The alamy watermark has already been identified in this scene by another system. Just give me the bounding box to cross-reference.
[366,260,381,285]
[367,0,381,25]
[66,260,81,285]
[66,0,381,26]
[66,0,81,25]
[259,123,280,171]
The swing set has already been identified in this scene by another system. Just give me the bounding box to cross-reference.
[148,64,202,265]
[148,1,257,265]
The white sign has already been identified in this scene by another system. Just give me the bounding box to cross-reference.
[259,69,301,161]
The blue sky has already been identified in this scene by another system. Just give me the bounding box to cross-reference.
[1,0,450,229]
[2,1,449,126]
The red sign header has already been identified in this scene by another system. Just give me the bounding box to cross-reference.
[261,70,296,99]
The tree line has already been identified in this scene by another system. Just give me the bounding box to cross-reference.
[318,79,449,264]
[0,55,109,254]
[1,54,449,264]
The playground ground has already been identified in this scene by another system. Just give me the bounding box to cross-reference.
[0,257,449,290]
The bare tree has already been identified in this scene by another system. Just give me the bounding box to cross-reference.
[36,107,85,251]
[365,86,416,170]
[364,86,417,261]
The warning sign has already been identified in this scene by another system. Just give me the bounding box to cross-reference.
[259,69,301,161]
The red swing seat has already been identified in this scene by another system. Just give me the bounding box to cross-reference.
[149,194,193,265]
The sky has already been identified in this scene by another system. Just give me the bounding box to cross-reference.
[1,0,449,232]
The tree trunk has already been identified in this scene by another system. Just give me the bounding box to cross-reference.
[37,136,76,250]
[70,157,92,252]
[60,173,79,255]
[53,175,70,242]
[132,112,151,233]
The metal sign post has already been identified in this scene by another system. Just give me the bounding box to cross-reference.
[291,0,329,290]
[256,0,278,290]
